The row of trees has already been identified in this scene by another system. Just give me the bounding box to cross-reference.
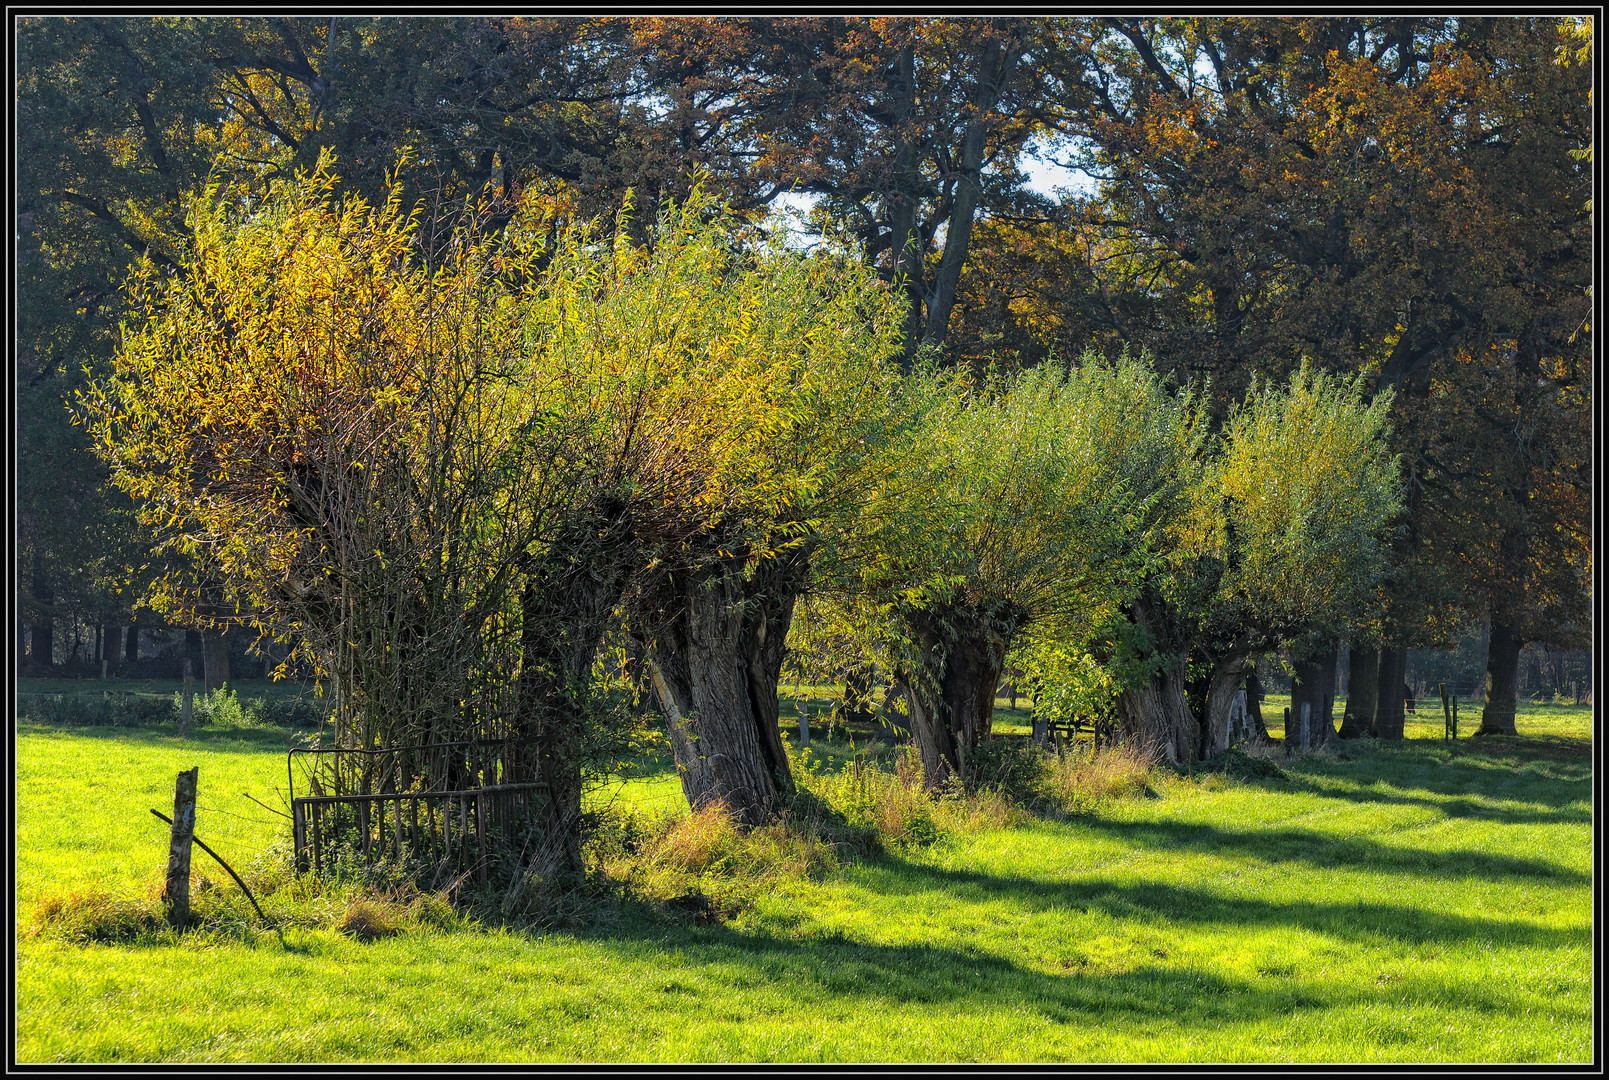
[18,16,1591,745]
[84,156,1404,861]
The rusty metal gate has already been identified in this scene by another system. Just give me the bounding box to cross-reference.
[288,737,546,883]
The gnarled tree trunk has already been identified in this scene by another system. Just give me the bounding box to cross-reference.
[898,605,1015,789]
[1478,621,1523,736]
[1200,654,1255,758]
[1118,661,1197,766]
[645,549,803,827]
[1339,645,1378,738]
[1113,592,1197,765]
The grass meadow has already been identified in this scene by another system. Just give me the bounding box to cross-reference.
[13,678,1593,1063]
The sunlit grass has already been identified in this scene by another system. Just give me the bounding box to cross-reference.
[15,699,1591,1063]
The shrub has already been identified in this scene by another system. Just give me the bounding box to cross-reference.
[963,739,1050,805]
[1199,745,1290,782]
[795,746,939,852]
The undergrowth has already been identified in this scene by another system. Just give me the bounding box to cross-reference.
[28,739,1169,944]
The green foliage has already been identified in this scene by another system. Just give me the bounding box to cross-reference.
[1212,365,1403,637]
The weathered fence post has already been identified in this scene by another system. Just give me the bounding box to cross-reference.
[1440,683,1451,740]
[181,659,194,737]
[165,767,199,925]
[1573,681,1581,706]
[1452,697,1459,740]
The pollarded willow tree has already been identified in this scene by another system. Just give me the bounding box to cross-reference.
[1096,365,1403,764]
[815,355,1168,788]
[82,153,585,763]
[536,192,909,827]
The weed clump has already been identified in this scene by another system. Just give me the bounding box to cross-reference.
[1199,745,1290,782]
[30,890,167,943]
[339,898,406,941]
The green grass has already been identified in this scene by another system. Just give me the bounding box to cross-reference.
[15,696,1592,1063]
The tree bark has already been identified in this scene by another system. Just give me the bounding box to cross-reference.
[646,549,803,827]
[1478,620,1522,736]
[1339,645,1378,738]
[201,630,230,693]
[1290,639,1337,748]
[126,619,140,662]
[1373,645,1408,740]
[898,605,1015,788]
[1200,654,1255,758]
[1117,661,1197,766]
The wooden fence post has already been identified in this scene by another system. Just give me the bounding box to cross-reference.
[165,767,199,925]
[1440,683,1451,740]
[181,659,194,737]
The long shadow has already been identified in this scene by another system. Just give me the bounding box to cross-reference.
[842,859,1587,952]
[530,906,1573,1041]
[1221,743,1592,827]
[1265,774,1592,827]
[1054,816,1589,885]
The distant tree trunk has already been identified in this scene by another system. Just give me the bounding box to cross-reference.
[647,548,803,827]
[1373,645,1408,739]
[201,631,230,693]
[1290,639,1338,748]
[1478,621,1523,736]
[1339,645,1378,738]
[184,630,203,678]
[1243,670,1272,741]
[839,668,876,729]
[1200,654,1255,758]
[125,621,139,662]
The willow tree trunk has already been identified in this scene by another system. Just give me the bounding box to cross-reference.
[1339,645,1378,738]
[1113,593,1198,765]
[898,606,1015,789]
[646,551,802,827]
[1373,645,1408,740]
[1478,621,1523,736]
[1201,655,1255,758]
[515,501,636,873]
[1118,662,1198,766]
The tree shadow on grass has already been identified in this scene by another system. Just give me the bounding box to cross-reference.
[1222,741,1591,827]
[544,901,1580,1049]
[15,720,305,753]
[1053,816,1588,885]
[842,858,1587,952]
